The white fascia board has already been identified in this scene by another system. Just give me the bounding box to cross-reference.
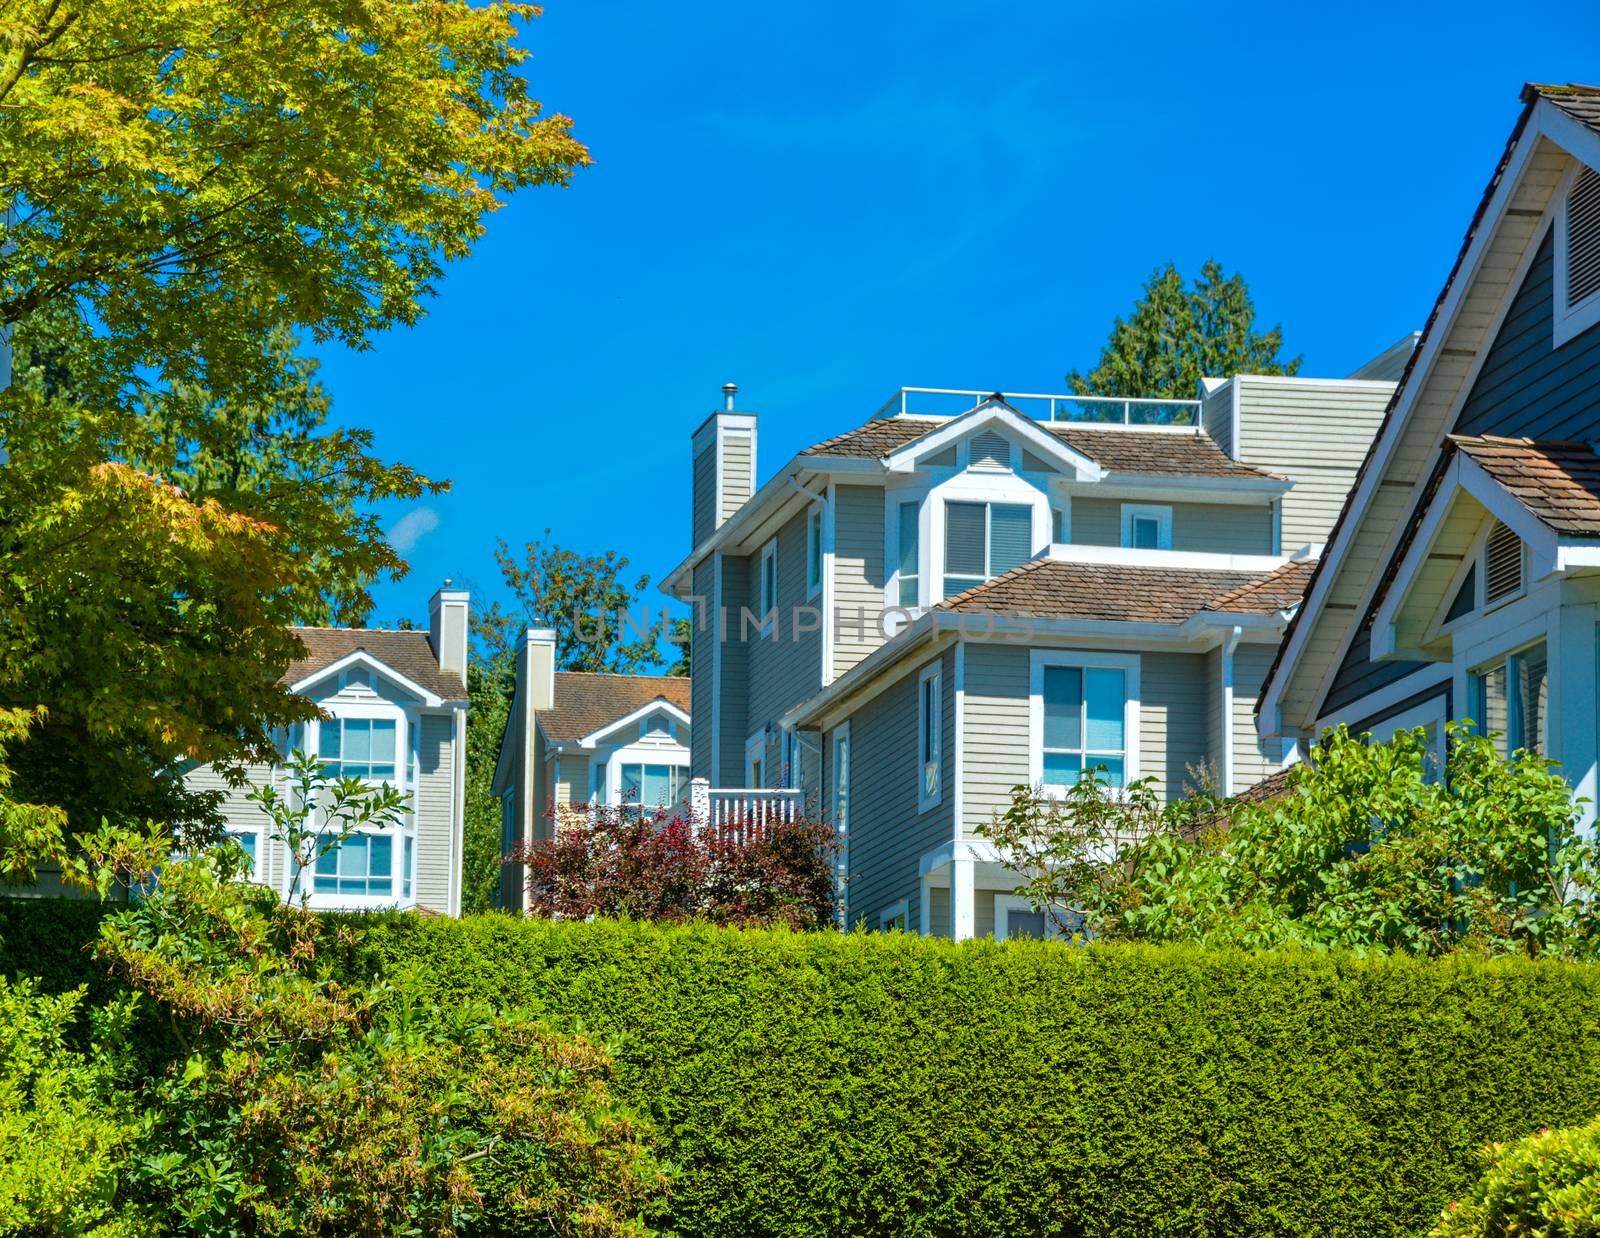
[1045,543,1298,574]
[1229,374,1401,392]
[1258,110,1552,734]
[1556,542,1600,569]
[1369,454,1468,659]
[287,648,447,708]
[576,698,692,749]
[883,404,1105,480]
[1538,98,1600,189]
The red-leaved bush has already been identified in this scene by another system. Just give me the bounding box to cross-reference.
[513,804,839,931]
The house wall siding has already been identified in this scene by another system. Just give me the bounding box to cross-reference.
[412,712,456,915]
[1201,382,1235,457]
[692,441,717,547]
[1068,497,1273,554]
[843,648,954,935]
[717,555,750,783]
[1233,377,1394,551]
[188,761,283,890]
[833,484,887,678]
[747,509,823,783]
[1232,642,1282,793]
[721,434,753,522]
[689,558,716,781]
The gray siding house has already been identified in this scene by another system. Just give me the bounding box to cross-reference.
[664,364,1397,938]
[1262,83,1600,832]
[492,631,691,911]
[187,585,471,916]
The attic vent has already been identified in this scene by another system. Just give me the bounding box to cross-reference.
[1568,166,1600,309]
[1484,522,1523,604]
[969,430,1010,470]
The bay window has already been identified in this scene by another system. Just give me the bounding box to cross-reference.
[318,717,397,782]
[943,501,1032,598]
[314,832,393,897]
[1472,640,1548,757]
[619,763,685,810]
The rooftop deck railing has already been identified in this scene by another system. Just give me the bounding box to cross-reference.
[874,386,1201,427]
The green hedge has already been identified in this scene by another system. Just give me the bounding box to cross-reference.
[8,901,1600,1236]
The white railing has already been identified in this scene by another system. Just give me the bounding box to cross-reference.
[873,386,1201,427]
[690,778,803,844]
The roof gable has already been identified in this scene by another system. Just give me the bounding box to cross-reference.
[1260,83,1600,735]
[286,627,464,702]
[539,673,692,745]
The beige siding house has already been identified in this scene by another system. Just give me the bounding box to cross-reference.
[663,362,1398,939]
[190,586,471,916]
[492,635,691,911]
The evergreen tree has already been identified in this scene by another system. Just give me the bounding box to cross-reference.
[1067,260,1301,403]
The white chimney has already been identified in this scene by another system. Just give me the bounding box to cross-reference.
[524,626,556,711]
[428,582,470,680]
[690,383,757,546]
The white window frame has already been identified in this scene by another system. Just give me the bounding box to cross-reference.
[994,894,1067,942]
[832,722,851,836]
[758,538,778,634]
[1120,503,1173,551]
[1468,636,1550,758]
[806,505,823,599]
[228,827,264,882]
[1553,161,1600,348]
[1028,650,1141,796]
[878,898,910,933]
[941,498,1035,598]
[745,731,766,788]
[894,497,921,610]
[917,661,943,812]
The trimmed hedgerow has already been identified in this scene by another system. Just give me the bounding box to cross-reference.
[9,902,1600,1236]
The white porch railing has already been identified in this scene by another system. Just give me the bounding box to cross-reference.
[872,386,1201,427]
[690,778,803,844]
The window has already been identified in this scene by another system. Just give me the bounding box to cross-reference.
[746,733,765,788]
[318,717,398,781]
[968,429,1011,470]
[229,830,259,879]
[402,834,413,900]
[1555,161,1600,345]
[758,539,777,627]
[1051,506,1067,544]
[995,895,1047,941]
[1032,653,1138,793]
[1483,521,1523,605]
[500,789,515,853]
[943,501,1031,598]
[619,763,685,809]
[591,762,607,804]
[1120,504,1172,551]
[879,899,909,932]
[1472,641,1548,758]
[314,833,393,897]
[832,724,850,836]
[807,506,823,598]
[782,729,802,789]
[897,501,920,607]
[918,662,942,810]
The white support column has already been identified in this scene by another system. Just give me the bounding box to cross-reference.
[689,776,710,839]
[1218,627,1241,797]
[950,857,975,941]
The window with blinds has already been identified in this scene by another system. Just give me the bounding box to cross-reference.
[968,430,1011,471]
[898,501,919,607]
[1483,521,1523,605]
[1566,164,1600,310]
[943,501,1031,597]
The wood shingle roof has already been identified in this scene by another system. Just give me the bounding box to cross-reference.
[286,627,466,699]
[540,672,690,744]
[1450,434,1600,536]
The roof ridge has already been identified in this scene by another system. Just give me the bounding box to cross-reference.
[553,670,687,681]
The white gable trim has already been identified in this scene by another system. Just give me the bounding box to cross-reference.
[1259,98,1590,736]
[287,648,447,707]
[576,698,693,748]
[882,402,1105,481]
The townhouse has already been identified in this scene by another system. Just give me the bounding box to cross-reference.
[492,626,691,910]
[1263,83,1600,828]
[186,585,471,915]
[663,365,1402,936]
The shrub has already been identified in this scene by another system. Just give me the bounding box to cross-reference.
[330,915,1600,1237]
[1433,1117,1600,1236]
[517,804,837,930]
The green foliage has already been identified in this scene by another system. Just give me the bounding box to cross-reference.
[0,978,146,1236]
[1433,1117,1600,1236]
[474,534,672,673]
[246,749,410,905]
[307,916,1600,1238]
[462,656,515,915]
[1103,724,1600,956]
[1068,259,1301,401]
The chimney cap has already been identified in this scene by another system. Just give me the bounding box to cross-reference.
[722,382,738,411]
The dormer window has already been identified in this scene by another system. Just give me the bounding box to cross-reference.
[968,430,1011,471]
[1554,161,1600,345]
[943,501,1030,598]
[1120,504,1173,551]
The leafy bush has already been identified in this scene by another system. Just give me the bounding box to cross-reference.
[1433,1117,1600,1235]
[325,915,1600,1237]
[985,723,1600,957]
[517,804,837,930]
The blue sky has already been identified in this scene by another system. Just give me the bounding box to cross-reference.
[315,0,1600,646]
